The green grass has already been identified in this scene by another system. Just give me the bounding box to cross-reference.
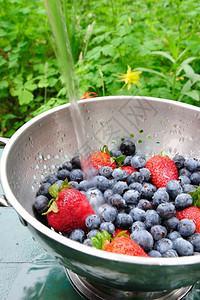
[1,0,200,137]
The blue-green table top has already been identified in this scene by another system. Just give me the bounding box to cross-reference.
[1,149,200,300]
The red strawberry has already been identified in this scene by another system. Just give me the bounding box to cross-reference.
[175,206,200,233]
[121,166,136,174]
[105,235,149,257]
[146,155,178,188]
[90,151,116,170]
[46,188,95,233]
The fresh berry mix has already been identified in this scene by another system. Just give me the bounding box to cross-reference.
[33,140,200,258]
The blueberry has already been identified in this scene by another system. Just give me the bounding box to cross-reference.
[83,238,93,247]
[91,175,109,192]
[45,174,58,185]
[184,158,200,172]
[129,207,146,222]
[152,188,169,207]
[179,168,191,178]
[110,148,123,157]
[57,169,70,180]
[34,195,49,214]
[130,229,153,252]
[123,156,132,166]
[123,190,140,205]
[115,213,133,229]
[119,140,136,156]
[112,168,128,181]
[150,225,167,241]
[37,182,51,198]
[68,181,79,190]
[167,231,181,241]
[69,169,83,182]
[55,180,64,187]
[154,238,173,254]
[70,155,81,169]
[156,202,176,220]
[145,210,161,228]
[108,194,126,209]
[188,233,200,252]
[129,182,143,193]
[79,180,91,191]
[69,229,85,243]
[127,172,144,184]
[163,216,179,230]
[162,249,178,257]
[107,179,118,189]
[172,155,185,169]
[131,155,146,169]
[179,175,191,185]
[139,168,151,181]
[148,250,162,257]
[174,193,193,210]
[182,184,196,193]
[177,219,196,237]
[112,181,128,195]
[87,229,99,238]
[134,150,146,159]
[138,199,154,211]
[85,214,101,229]
[131,221,146,232]
[99,166,113,178]
[104,189,114,202]
[166,180,182,200]
[62,161,73,171]
[100,222,115,234]
[190,172,200,185]
[141,182,157,200]
[173,237,194,256]
[86,188,105,212]
[98,204,118,222]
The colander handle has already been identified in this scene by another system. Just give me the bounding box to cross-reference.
[0,137,11,207]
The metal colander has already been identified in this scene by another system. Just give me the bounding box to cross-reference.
[1,96,200,298]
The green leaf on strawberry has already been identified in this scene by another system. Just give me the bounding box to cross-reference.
[99,145,125,167]
[100,145,110,155]
[189,186,200,208]
[42,178,71,215]
[43,200,59,215]
[91,230,112,249]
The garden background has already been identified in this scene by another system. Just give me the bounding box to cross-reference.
[1,0,200,137]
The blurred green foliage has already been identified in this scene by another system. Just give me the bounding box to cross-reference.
[1,0,200,137]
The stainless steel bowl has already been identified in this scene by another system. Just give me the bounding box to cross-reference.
[1,96,200,296]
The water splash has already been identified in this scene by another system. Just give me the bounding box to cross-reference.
[43,0,92,176]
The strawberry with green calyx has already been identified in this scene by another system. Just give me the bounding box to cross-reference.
[105,235,150,257]
[44,179,95,233]
[91,230,149,257]
[146,154,178,188]
[90,145,125,170]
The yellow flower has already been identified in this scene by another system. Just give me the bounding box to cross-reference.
[117,65,142,90]
[176,76,184,81]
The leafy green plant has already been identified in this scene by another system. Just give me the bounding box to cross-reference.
[1,0,200,137]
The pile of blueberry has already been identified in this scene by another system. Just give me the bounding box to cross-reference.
[34,140,200,258]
